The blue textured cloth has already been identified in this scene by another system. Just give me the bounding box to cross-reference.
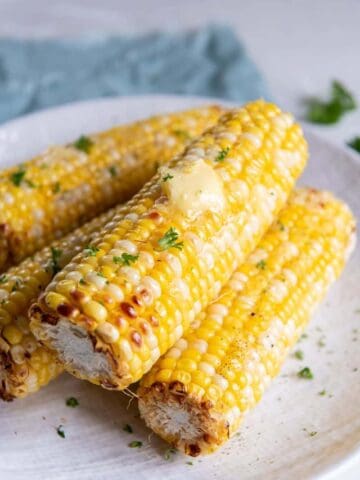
[0,25,269,123]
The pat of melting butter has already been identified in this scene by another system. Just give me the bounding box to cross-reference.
[160,159,225,219]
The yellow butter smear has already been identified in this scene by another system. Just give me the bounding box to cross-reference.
[161,159,225,220]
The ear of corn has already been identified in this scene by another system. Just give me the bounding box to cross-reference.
[0,105,224,272]
[0,106,225,401]
[30,100,308,391]
[138,188,356,456]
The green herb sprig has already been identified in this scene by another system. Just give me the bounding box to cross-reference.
[49,247,63,275]
[306,80,356,124]
[56,425,65,438]
[158,227,183,251]
[10,168,26,187]
[347,137,360,154]
[84,245,100,257]
[66,397,79,408]
[298,367,313,379]
[113,253,139,266]
[128,440,142,448]
[73,135,94,153]
[215,147,230,162]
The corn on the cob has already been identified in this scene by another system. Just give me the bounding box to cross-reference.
[30,100,308,391]
[138,188,356,456]
[0,105,224,272]
[0,107,225,401]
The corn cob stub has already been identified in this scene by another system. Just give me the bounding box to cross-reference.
[138,188,356,456]
[0,105,224,272]
[30,100,308,391]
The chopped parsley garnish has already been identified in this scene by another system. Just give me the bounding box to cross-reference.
[128,440,142,448]
[53,182,61,194]
[173,129,191,141]
[113,253,139,266]
[164,448,177,460]
[306,80,356,124]
[309,431,317,437]
[298,367,313,379]
[56,425,65,438]
[158,227,183,251]
[10,168,26,187]
[317,337,326,348]
[294,350,304,360]
[318,390,326,396]
[186,461,193,466]
[25,179,36,188]
[215,146,230,162]
[66,397,79,408]
[0,274,7,284]
[256,260,266,270]
[123,424,133,434]
[73,135,93,153]
[79,278,86,285]
[108,166,117,177]
[49,247,63,275]
[162,173,174,182]
[84,245,99,257]
[11,279,21,292]
[347,137,360,154]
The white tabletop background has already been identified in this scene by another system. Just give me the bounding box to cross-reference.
[0,1,359,478]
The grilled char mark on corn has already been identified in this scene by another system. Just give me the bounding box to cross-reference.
[138,188,356,455]
[30,100,308,391]
[0,105,224,272]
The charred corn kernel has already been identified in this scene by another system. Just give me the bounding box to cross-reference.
[138,188,356,456]
[30,100,307,391]
[0,105,224,272]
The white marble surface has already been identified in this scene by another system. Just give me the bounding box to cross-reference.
[0,2,359,478]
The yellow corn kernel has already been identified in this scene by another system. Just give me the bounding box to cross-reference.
[83,300,108,323]
[2,325,23,345]
[45,292,66,310]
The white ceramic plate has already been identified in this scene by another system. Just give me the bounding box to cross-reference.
[0,95,359,480]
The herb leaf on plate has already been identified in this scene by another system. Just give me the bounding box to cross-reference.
[306,80,356,124]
